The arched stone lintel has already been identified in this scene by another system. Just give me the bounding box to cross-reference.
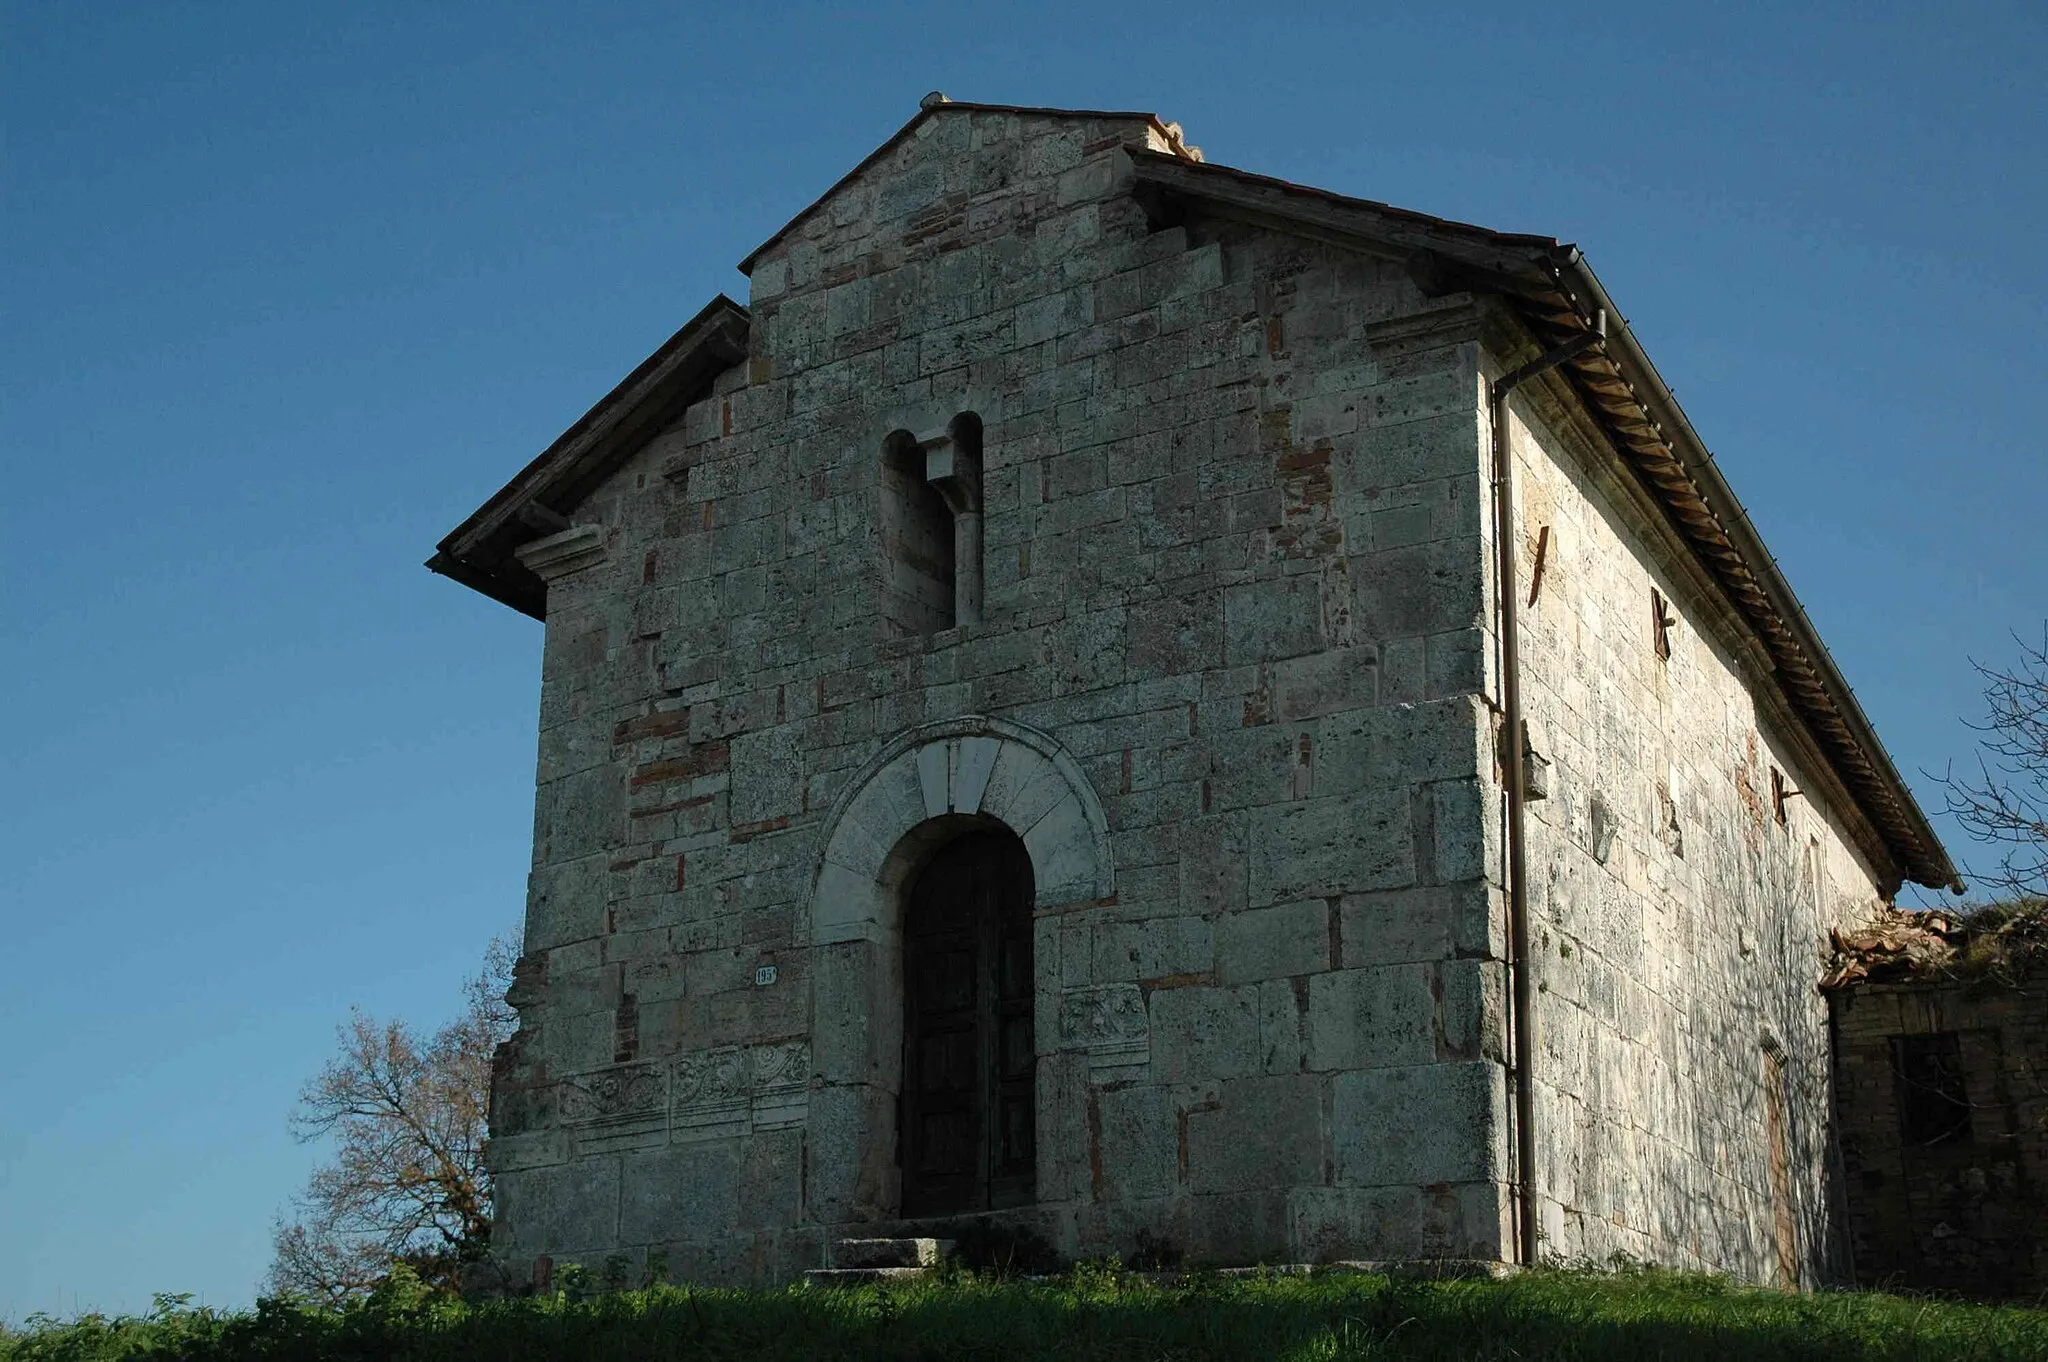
[807,715,1114,947]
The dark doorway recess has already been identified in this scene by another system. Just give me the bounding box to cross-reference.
[900,829,1036,1216]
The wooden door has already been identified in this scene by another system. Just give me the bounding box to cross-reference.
[900,831,1035,1216]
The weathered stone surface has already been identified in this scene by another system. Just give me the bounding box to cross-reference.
[492,1155,620,1255]
[1215,899,1330,984]
[1247,791,1413,905]
[1186,1074,1324,1195]
[1094,1084,1176,1202]
[619,1144,739,1243]
[1148,985,1262,1083]
[1332,1061,1503,1186]
[451,100,1906,1292]
[1830,978,2048,1298]
[1500,371,1898,1284]
[1307,965,1436,1071]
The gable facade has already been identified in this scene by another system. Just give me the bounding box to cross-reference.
[440,100,1953,1288]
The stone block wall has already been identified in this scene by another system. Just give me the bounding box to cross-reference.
[484,108,1514,1286]
[1492,341,1893,1283]
[1831,980,2048,1297]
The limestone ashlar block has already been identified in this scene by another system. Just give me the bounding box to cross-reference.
[1181,1189,1292,1264]
[802,1082,898,1225]
[1147,984,1263,1084]
[1185,1073,1325,1196]
[484,1129,570,1174]
[1286,1187,1466,1261]
[1337,883,1484,967]
[1335,409,1486,491]
[1309,697,1487,796]
[1349,538,1486,643]
[1093,1084,1177,1201]
[493,1155,622,1257]
[738,1127,804,1231]
[1091,911,1214,983]
[538,765,625,865]
[1214,899,1331,984]
[1433,958,1506,1063]
[1431,777,1494,885]
[809,938,893,1084]
[1332,1061,1505,1187]
[1124,585,1224,679]
[1247,788,1414,906]
[1270,645,1381,723]
[1307,965,1436,1071]
[1036,1050,1092,1203]
[1222,574,1323,666]
[526,854,610,953]
[619,1143,740,1245]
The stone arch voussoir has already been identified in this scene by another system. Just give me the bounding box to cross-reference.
[807,715,1114,946]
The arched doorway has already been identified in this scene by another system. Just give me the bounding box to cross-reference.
[899,828,1036,1216]
[803,715,1113,1227]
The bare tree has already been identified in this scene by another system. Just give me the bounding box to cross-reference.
[267,933,518,1304]
[1943,625,2048,900]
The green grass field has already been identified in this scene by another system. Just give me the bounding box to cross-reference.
[5,1265,2042,1361]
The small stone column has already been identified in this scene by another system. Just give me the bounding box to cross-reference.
[923,436,982,627]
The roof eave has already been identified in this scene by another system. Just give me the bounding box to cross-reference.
[1552,252,1960,891]
[430,293,751,618]
[1126,150,1957,891]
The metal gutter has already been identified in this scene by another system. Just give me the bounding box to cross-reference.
[1491,311,1610,1266]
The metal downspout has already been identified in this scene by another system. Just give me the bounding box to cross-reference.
[1491,310,1605,1266]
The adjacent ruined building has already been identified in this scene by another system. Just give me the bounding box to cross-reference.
[1825,905,2048,1297]
[429,97,1960,1287]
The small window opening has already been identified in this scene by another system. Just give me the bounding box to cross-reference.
[613,992,640,1064]
[1650,587,1676,661]
[1891,1032,1971,1147]
[1770,767,1788,826]
[881,432,955,635]
[879,415,984,637]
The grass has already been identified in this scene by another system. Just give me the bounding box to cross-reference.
[4,1264,2043,1361]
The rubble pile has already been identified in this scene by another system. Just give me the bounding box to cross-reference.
[1822,899,2048,990]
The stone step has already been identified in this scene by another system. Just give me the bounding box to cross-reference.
[830,1236,953,1269]
[803,1266,931,1288]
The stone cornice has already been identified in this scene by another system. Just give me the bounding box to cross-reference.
[513,524,606,581]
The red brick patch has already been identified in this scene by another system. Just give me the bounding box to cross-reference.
[614,710,692,745]
[629,742,729,787]
[729,815,791,844]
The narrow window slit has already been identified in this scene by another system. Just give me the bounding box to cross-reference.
[1651,587,1676,661]
[880,414,984,636]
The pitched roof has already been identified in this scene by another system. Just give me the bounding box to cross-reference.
[427,294,750,618]
[736,97,1204,275]
[1122,148,1958,892]
[429,101,1956,892]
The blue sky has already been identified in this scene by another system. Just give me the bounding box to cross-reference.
[3,0,2042,1322]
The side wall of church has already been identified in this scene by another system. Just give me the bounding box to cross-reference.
[482,108,1513,1287]
[1491,332,1893,1285]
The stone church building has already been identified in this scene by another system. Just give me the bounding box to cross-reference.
[430,98,1958,1287]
